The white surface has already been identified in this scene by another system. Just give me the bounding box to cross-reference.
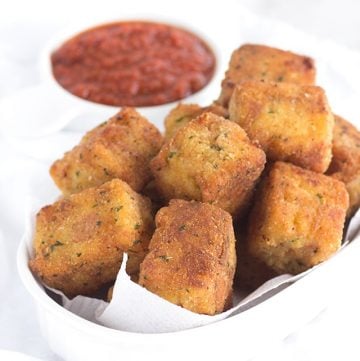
[1,0,360,360]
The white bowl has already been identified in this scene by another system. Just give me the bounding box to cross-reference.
[17,224,360,361]
[38,16,224,133]
[0,16,226,139]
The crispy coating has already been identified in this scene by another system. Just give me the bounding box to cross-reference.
[327,115,360,216]
[164,102,228,140]
[29,179,154,298]
[229,81,334,173]
[151,112,266,217]
[139,199,236,315]
[218,44,316,107]
[50,107,163,195]
[247,162,349,275]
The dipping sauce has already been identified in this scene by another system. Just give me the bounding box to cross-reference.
[51,21,216,107]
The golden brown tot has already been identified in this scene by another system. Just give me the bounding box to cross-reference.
[139,199,236,315]
[50,107,163,195]
[164,102,228,140]
[218,44,316,107]
[247,162,349,275]
[151,112,266,217]
[229,81,334,173]
[29,179,154,298]
[327,115,360,216]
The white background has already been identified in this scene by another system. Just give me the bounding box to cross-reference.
[0,0,360,360]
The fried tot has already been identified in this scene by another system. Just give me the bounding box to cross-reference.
[29,179,154,298]
[164,102,228,140]
[327,115,360,216]
[151,112,266,217]
[229,81,334,173]
[218,44,316,107]
[247,162,349,275]
[139,199,236,315]
[50,107,163,195]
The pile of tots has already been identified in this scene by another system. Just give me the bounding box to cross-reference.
[30,44,360,316]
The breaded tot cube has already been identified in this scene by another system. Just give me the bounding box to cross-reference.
[247,162,349,275]
[218,44,316,107]
[139,199,236,315]
[229,81,334,173]
[50,107,163,195]
[150,112,266,217]
[327,115,360,216]
[164,102,228,140]
[29,179,154,298]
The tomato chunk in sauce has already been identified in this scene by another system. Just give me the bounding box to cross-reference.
[51,21,216,107]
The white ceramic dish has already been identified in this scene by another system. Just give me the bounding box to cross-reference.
[42,17,224,136]
[40,15,223,129]
[0,16,226,138]
[17,225,360,361]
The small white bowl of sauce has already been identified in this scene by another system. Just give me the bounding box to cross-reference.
[0,17,223,138]
[45,18,222,132]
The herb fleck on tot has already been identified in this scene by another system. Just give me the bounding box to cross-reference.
[158,255,173,262]
[316,193,324,203]
[49,240,64,253]
[76,252,82,257]
[112,205,123,212]
[210,144,223,151]
[179,224,186,231]
[103,168,110,176]
[134,223,141,230]
[75,170,81,177]
[175,116,187,123]
[167,151,177,159]
[133,239,142,245]
[96,220,102,227]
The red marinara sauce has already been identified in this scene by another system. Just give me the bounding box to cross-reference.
[51,21,216,107]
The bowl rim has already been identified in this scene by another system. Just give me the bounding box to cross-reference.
[17,221,360,344]
[38,14,224,113]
